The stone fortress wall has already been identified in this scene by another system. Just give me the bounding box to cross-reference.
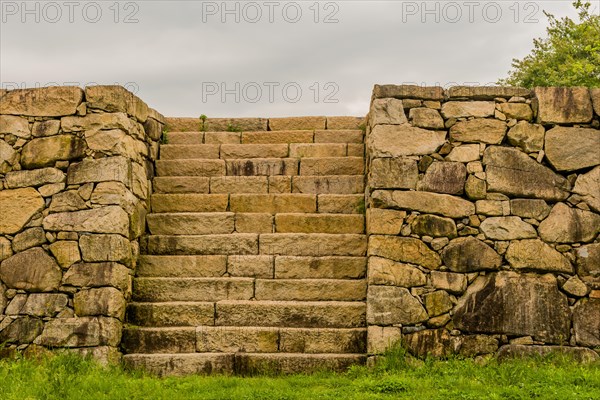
[0,84,599,366]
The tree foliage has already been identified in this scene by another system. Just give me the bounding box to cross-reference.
[499,1,600,87]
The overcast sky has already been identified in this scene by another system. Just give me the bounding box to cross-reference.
[0,1,594,117]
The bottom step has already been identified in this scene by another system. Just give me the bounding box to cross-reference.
[123,353,366,376]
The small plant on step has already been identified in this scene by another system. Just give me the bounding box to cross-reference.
[226,123,242,132]
[358,122,367,135]
[160,129,169,144]
[199,114,207,132]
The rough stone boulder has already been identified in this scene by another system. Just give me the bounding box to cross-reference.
[20,135,86,169]
[544,127,600,171]
[368,257,426,287]
[369,157,417,189]
[0,188,45,235]
[372,85,444,100]
[441,101,495,119]
[576,243,600,288]
[0,115,30,137]
[447,86,531,100]
[573,299,600,347]
[441,236,502,273]
[534,87,593,124]
[573,166,600,212]
[453,272,571,343]
[369,98,407,126]
[5,168,65,189]
[367,285,428,326]
[538,203,600,243]
[479,216,537,241]
[43,206,130,237]
[0,86,83,116]
[404,329,456,358]
[418,162,466,195]
[483,146,570,201]
[505,239,573,274]
[506,121,545,152]
[449,118,507,144]
[368,124,446,157]
[411,214,457,238]
[34,317,121,347]
[0,248,62,292]
[371,190,475,219]
[369,235,441,270]
[85,85,149,123]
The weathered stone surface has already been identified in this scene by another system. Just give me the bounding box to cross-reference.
[573,166,600,212]
[274,256,365,279]
[0,188,45,235]
[15,293,68,317]
[255,279,365,301]
[0,86,83,116]
[424,291,453,317]
[79,234,131,264]
[507,121,545,152]
[576,243,600,288]
[280,327,366,354]
[368,256,426,287]
[371,190,475,218]
[225,158,295,176]
[61,112,143,137]
[483,146,570,201]
[506,239,573,274]
[445,144,480,162]
[67,156,131,186]
[325,117,363,130]
[275,213,364,234]
[447,86,531,100]
[20,135,86,169]
[260,234,366,257]
[230,194,315,214]
[32,119,60,137]
[411,214,457,238]
[43,206,130,237]
[149,234,258,256]
[459,335,499,357]
[367,209,405,235]
[34,317,121,347]
[431,271,467,294]
[480,216,537,240]
[369,158,418,189]
[545,127,600,171]
[441,101,495,118]
[368,124,446,157]
[0,139,16,167]
[0,238,12,261]
[91,182,137,213]
[292,176,363,194]
[573,299,600,347]
[0,248,62,292]
[235,213,273,234]
[497,344,599,364]
[318,194,364,214]
[453,272,570,343]
[63,262,130,291]
[0,115,29,137]
[49,240,81,268]
[442,236,502,273]
[367,326,402,354]
[534,87,593,124]
[12,227,46,252]
[497,103,533,120]
[147,213,233,235]
[196,326,278,353]
[84,129,147,161]
[409,108,444,129]
[464,175,486,200]
[74,287,126,320]
[372,85,444,100]
[562,277,589,297]
[509,199,551,220]
[5,167,65,188]
[419,162,466,194]
[369,235,441,270]
[85,85,149,122]
[268,116,325,130]
[0,316,43,344]
[38,182,66,197]
[592,88,600,116]
[538,203,600,243]
[449,118,507,144]
[300,157,363,176]
[242,130,312,144]
[367,286,428,325]
[227,255,272,278]
[48,190,88,213]
[404,329,454,358]
[369,98,407,126]
[122,327,196,354]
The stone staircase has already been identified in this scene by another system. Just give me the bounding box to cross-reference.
[122,123,368,375]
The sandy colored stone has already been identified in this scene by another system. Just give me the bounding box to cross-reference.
[0,188,45,235]
[459,335,499,357]
[573,299,600,347]
[497,344,598,364]
[404,328,455,358]
[534,87,593,124]
[275,213,364,234]
[507,121,545,152]
[255,279,366,301]
[411,214,457,238]
[424,291,453,317]
[315,128,363,143]
[242,130,313,144]
[325,117,363,130]
[0,115,29,137]
[235,213,273,233]
[43,206,129,237]
[151,194,228,213]
[85,85,148,122]
[12,227,46,253]
[122,327,196,354]
[153,177,210,194]
[228,255,273,278]
[4,168,65,190]
[562,277,589,297]
[289,143,345,158]
[369,157,418,189]
[147,213,234,235]
[573,166,600,212]
[441,101,495,118]
[367,208,405,235]
[292,176,364,194]
[442,236,502,273]
[137,255,225,278]
[367,285,428,325]
[67,156,131,186]
[84,129,147,161]
[496,103,533,120]
[576,243,600,288]
[0,316,43,344]
[538,203,600,243]
[0,139,16,166]
[147,234,258,256]
[369,235,441,270]
[449,118,506,144]
[31,119,60,137]
[74,287,126,320]
[259,233,366,257]
[409,107,444,129]
[419,161,466,195]
[367,326,402,354]
[48,190,87,213]
[464,175,486,200]
[197,326,278,353]
[368,124,446,157]
[0,86,83,116]
[222,144,289,158]
[34,317,121,347]
[300,157,363,176]
[318,194,364,214]
[509,199,551,220]
[13,293,68,317]
[230,194,315,213]
[447,86,531,100]
[269,176,292,193]
[445,144,480,162]
[157,159,225,177]
[431,271,467,294]
[368,256,426,287]
[544,126,600,171]
[274,256,366,279]
[369,98,408,126]
[0,238,12,261]
[48,241,81,269]
[279,328,366,354]
[506,239,573,274]
[225,158,296,176]
[133,277,254,302]
[371,190,475,218]
[128,302,215,327]
[372,85,444,100]
[79,234,131,264]
[20,135,86,169]
[63,262,130,291]
[268,116,325,131]
[0,247,62,292]
[91,182,138,212]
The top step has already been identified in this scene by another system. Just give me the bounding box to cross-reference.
[164,116,364,132]
[164,130,364,145]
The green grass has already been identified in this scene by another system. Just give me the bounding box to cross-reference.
[0,348,599,400]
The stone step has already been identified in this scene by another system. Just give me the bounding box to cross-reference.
[230,194,316,213]
[122,353,234,377]
[300,157,364,176]
[137,255,227,277]
[151,194,229,213]
[274,213,364,234]
[254,279,366,301]
[317,194,365,214]
[160,145,219,160]
[314,129,363,143]
[225,158,298,176]
[153,177,210,194]
[122,326,366,354]
[156,160,225,177]
[146,234,259,255]
[241,130,314,144]
[289,143,347,158]
[209,176,270,194]
[292,175,364,194]
[164,132,204,145]
[147,213,235,235]
[122,352,365,376]
[274,256,366,279]
[216,300,366,328]
[259,233,367,256]
[220,144,289,159]
[127,301,215,326]
[132,277,254,302]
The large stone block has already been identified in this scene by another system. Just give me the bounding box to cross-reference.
[43,206,130,237]
[20,135,86,169]
[371,190,475,218]
[226,158,296,176]
[419,161,466,195]
[544,127,600,171]
[441,101,495,118]
[275,213,364,234]
[34,317,121,347]
[411,214,457,238]
[0,139,16,167]
[5,167,65,188]
[573,299,600,347]
[324,117,364,130]
[67,156,131,186]
[453,272,570,343]
[369,98,408,126]
[367,209,405,235]
[449,118,507,144]
[0,115,29,137]
[274,256,366,279]
[0,86,83,116]
[573,166,600,212]
[409,107,444,129]
[12,227,47,252]
[431,271,467,294]
[368,124,446,157]
[404,328,455,358]
[576,243,600,288]
[230,194,316,213]
[74,287,126,320]
[0,316,43,344]
[507,121,545,152]
[479,216,537,240]
[32,119,60,137]
[367,285,428,326]
[268,116,325,131]
[368,256,426,287]
[62,112,144,138]
[85,85,148,122]
[509,199,551,220]
[441,236,501,273]
[447,86,531,100]
[254,279,366,301]
[79,234,132,264]
[369,235,441,270]
[497,103,533,121]
[11,293,68,317]
[483,146,570,201]
[300,157,363,176]
[242,130,312,144]
[259,233,366,257]
[505,239,573,274]
[197,326,278,353]
[279,328,366,354]
[0,247,62,292]
[63,262,130,291]
[367,326,402,354]
[369,158,418,189]
[534,87,593,124]
[0,188,43,235]
[84,129,147,161]
[372,85,444,100]
[538,203,600,243]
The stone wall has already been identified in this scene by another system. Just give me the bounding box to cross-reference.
[0,86,164,363]
[365,85,600,362]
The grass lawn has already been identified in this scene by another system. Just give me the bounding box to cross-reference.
[1,348,599,400]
